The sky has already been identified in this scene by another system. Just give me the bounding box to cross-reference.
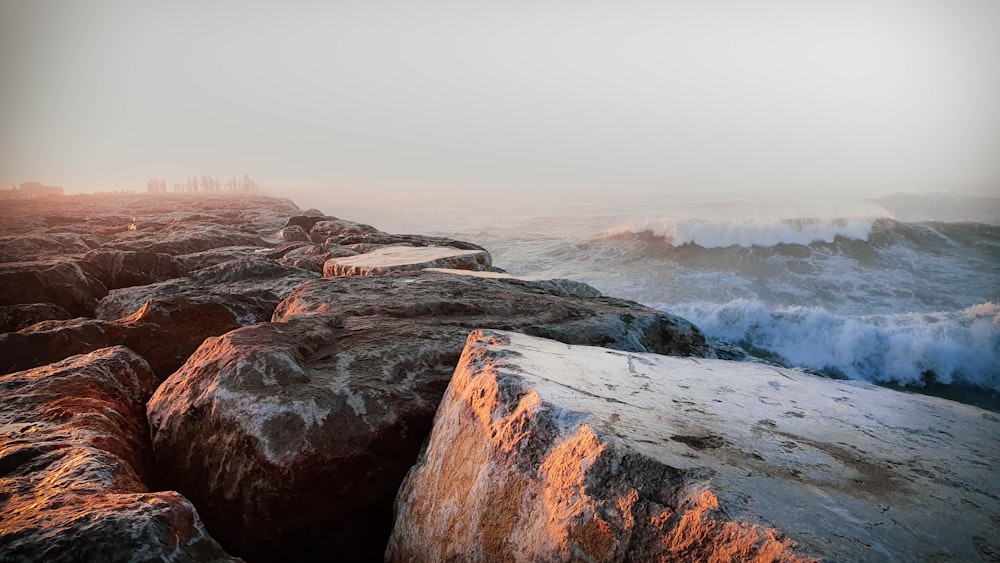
[1,0,998,204]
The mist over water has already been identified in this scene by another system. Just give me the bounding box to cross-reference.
[308,191,1000,401]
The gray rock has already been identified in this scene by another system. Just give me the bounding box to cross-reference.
[0,260,108,317]
[388,330,1000,562]
[0,303,72,333]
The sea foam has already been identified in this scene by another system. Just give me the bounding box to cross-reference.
[672,300,1000,391]
[611,216,880,248]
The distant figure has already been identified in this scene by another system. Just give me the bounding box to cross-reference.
[127,217,137,231]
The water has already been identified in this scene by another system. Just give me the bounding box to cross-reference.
[307,192,1000,408]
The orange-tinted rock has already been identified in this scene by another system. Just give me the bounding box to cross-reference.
[147,272,711,560]
[0,347,235,561]
[323,246,491,276]
[388,330,999,562]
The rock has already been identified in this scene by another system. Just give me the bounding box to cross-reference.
[0,292,268,378]
[323,246,491,277]
[0,347,235,561]
[388,330,1000,562]
[423,267,603,298]
[0,260,108,317]
[0,303,72,333]
[0,233,94,263]
[308,218,381,243]
[96,255,317,320]
[279,243,359,273]
[103,222,265,255]
[174,245,270,271]
[81,248,185,289]
[276,224,311,242]
[148,271,710,560]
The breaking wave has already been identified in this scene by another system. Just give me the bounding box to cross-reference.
[609,216,882,248]
[672,300,1000,392]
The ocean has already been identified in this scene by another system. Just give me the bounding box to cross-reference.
[308,191,1000,410]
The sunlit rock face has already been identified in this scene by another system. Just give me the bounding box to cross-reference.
[0,347,236,562]
[148,271,710,561]
[323,245,491,277]
[388,330,1000,562]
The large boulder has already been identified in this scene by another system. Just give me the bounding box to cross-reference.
[322,246,491,277]
[81,248,185,289]
[0,260,108,317]
[0,347,235,561]
[148,271,710,560]
[96,255,317,320]
[1,292,269,378]
[388,330,1000,562]
[103,222,265,255]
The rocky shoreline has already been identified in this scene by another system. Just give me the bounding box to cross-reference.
[1,194,997,562]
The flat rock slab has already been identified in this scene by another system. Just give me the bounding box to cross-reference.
[323,245,490,276]
[423,267,602,298]
[388,330,1000,562]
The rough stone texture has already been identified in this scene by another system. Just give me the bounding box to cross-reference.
[0,303,72,333]
[0,292,269,378]
[102,222,266,255]
[276,224,311,242]
[388,330,1000,562]
[95,255,317,320]
[423,267,603,298]
[81,248,185,289]
[323,246,492,277]
[174,245,272,271]
[0,233,95,263]
[0,260,109,317]
[147,272,711,561]
[278,242,359,273]
[308,218,382,243]
[0,347,236,562]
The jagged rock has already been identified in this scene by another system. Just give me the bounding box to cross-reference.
[276,224,311,242]
[81,248,185,289]
[0,347,235,562]
[0,292,268,377]
[0,233,94,263]
[96,255,316,320]
[0,260,108,317]
[0,303,72,333]
[323,246,491,276]
[388,330,1000,562]
[148,271,709,560]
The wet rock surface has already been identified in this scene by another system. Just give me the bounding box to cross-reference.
[147,271,711,560]
[0,347,237,562]
[388,330,1000,562]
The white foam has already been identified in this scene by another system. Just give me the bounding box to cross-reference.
[610,216,881,248]
[672,300,1000,391]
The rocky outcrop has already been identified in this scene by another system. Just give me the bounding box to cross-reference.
[95,255,317,320]
[1,292,269,377]
[147,271,710,560]
[81,248,185,289]
[0,233,94,263]
[0,347,235,562]
[0,303,72,333]
[0,260,108,317]
[388,330,1000,562]
[278,242,359,273]
[323,246,492,276]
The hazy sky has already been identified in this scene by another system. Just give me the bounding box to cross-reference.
[1,1,998,201]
